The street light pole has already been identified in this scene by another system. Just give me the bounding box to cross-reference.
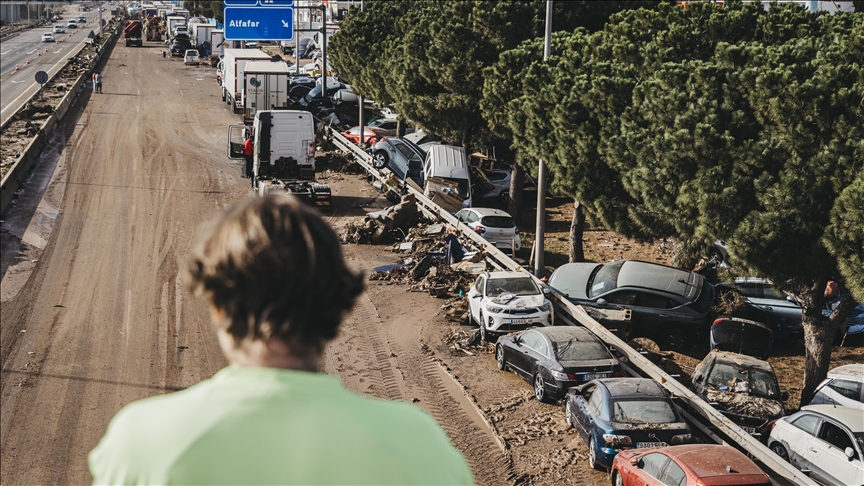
[534,0,552,278]
[357,0,364,148]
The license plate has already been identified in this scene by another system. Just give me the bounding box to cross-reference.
[742,426,757,435]
[583,373,609,380]
[510,318,531,324]
[636,442,667,448]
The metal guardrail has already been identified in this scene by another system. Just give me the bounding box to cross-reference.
[326,127,813,486]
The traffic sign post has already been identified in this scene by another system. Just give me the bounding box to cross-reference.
[35,70,48,101]
[224,0,294,41]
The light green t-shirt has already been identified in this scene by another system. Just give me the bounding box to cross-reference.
[89,367,474,485]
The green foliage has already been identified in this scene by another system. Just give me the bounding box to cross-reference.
[825,175,864,303]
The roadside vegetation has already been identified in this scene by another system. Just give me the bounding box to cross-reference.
[329,0,864,405]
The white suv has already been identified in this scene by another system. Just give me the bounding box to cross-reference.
[768,405,863,486]
[455,207,521,252]
[809,364,864,410]
[467,271,553,341]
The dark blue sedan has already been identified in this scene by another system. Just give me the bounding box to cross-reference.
[564,378,691,470]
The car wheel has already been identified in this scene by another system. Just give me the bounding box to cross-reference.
[770,443,789,462]
[612,470,623,486]
[588,436,602,470]
[465,305,473,326]
[565,399,574,427]
[479,316,488,342]
[534,374,549,403]
[371,150,388,169]
[496,345,505,370]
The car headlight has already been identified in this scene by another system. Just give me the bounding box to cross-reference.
[486,305,504,314]
[540,302,552,312]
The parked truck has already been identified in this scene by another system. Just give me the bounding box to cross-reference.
[209,29,224,65]
[165,15,185,40]
[124,20,143,47]
[227,110,331,207]
[242,61,290,124]
[221,48,273,114]
[192,23,215,51]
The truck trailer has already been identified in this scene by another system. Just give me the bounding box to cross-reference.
[227,110,331,207]
[242,61,290,124]
[221,48,273,114]
[209,29,224,64]
[124,20,143,47]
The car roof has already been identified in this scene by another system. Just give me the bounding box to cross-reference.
[464,207,512,218]
[801,405,864,432]
[597,378,666,399]
[532,326,597,343]
[486,271,532,281]
[662,444,766,479]
[709,350,774,372]
[617,260,697,298]
[827,363,864,380]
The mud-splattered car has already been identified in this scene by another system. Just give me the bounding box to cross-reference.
[693,358,786,437]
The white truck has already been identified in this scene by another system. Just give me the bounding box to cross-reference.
[209,29,224,60]
[192,23,215,49]
[227,110,331,207]
[242,61,290,124]
[221,48,273,114]
[165,15,186,40]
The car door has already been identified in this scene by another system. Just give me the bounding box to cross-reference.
[572,384,598,444]
[783,413,821,471]
[808,420,863,486]
[467,276,484,326]
[630,290,685,330]
[633,452,670,486]
[508,331,539,380]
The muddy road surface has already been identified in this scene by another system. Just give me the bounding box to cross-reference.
[1,40,612,485]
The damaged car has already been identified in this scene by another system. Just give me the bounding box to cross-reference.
[565,378,691,470]
[467,271,553,341]
[547,260,715,335]
[496,326,622,403]
[692,318,787,439]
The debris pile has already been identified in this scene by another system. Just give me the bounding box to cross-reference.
[704,388,784,420]
[341,194,420,244]
[445,328,494,355]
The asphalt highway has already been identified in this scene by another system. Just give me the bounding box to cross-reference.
[0,6,106,126]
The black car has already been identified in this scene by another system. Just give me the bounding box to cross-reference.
[495,326,621,402]
[170,39,193,57]
[565,378,691,470]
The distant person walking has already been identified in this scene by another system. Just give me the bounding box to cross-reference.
[244,135,254,183]
[93,71,102,93]
[89,194,474,485]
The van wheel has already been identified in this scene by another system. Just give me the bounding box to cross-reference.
[372,150,388,169]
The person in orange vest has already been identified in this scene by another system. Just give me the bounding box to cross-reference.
[244,135,254,186]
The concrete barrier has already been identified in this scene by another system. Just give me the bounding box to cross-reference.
[0,26,120,216]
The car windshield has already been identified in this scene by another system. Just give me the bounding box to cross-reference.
[588,261,624,298]
[708,362,780,400]
[612,400,677,424]
[486,278,540,298]
[554,341,610,361]
[440,177,470,200]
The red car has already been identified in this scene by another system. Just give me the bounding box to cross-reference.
[610,444,770,486]
[340,126,393,146]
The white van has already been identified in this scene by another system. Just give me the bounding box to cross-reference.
[423,145,472,209]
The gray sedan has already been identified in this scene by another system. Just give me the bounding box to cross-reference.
[547,260,715,333]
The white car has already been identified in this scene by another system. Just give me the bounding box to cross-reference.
[809,364,864,410]
[42,33,54,42]
[455,207,521,252]
[467,271,553,341]
[53,25,65,33]
[767,405,864,486]
[183,49,199,65]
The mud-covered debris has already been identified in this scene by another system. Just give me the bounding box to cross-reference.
[369,265,409,282]
[445,328,493,354]
[340,194,419,245]
[409,263,474,298]
[441,297,468,322]
[705,388,784,420]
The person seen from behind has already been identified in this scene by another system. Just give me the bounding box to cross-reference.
[88,194,474,485]
[244,134,254,184]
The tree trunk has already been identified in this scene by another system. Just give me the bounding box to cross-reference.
[797,280,857,406]
[508,163,525,226]
[569,199,585,263]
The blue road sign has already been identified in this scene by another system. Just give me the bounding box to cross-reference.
[224,0,294,6]
[224,6,293,41]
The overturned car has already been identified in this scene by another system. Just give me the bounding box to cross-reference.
[691,318,787,440]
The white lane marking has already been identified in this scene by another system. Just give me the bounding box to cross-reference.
[26,49,37,54]
[53,48,65,54]
[11,80,24,84]
[0,50,10,55]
